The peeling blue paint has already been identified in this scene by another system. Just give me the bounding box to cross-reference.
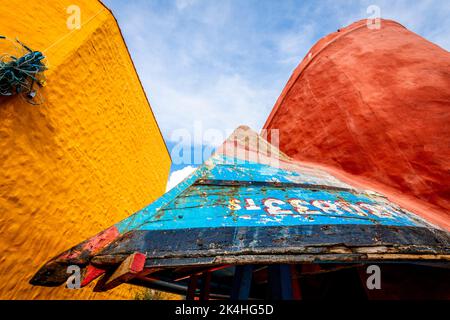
[115,154,423,233]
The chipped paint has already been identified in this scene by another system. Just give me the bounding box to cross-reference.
[31,126,450,291]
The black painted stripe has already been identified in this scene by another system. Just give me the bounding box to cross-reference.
[95,225,450,265]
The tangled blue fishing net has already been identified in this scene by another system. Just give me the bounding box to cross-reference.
[0,36,47,104]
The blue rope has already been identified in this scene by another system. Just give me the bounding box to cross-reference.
[0,37,47,99]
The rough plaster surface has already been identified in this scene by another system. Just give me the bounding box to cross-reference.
[0,0,171,299]
[264,19,450,230]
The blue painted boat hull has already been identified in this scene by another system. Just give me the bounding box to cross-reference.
[30,126,450,297]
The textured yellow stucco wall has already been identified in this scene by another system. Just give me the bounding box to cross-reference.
[0,0,171,299]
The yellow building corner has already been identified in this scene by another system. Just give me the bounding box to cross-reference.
[0,0,171,299]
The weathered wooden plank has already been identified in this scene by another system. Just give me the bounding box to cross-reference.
[94,252,146,291]
[91,225,450,267]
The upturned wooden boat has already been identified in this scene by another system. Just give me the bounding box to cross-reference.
[31,126,450,299]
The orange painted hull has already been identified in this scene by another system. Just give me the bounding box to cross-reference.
[264,19,450,231]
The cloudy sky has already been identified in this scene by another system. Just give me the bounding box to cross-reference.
[102,0,450,189]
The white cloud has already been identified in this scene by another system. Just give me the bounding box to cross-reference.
[107,1,289,146]
[175,0,198,11]
[166,165,197,191]
[373,0,450,51]
[277,24,316,64]
[105,0,449,152]
[143,71,276,146]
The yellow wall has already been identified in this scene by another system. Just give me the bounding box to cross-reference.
[0,1,171,299]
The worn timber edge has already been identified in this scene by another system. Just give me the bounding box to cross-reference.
[90,225,450,268]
